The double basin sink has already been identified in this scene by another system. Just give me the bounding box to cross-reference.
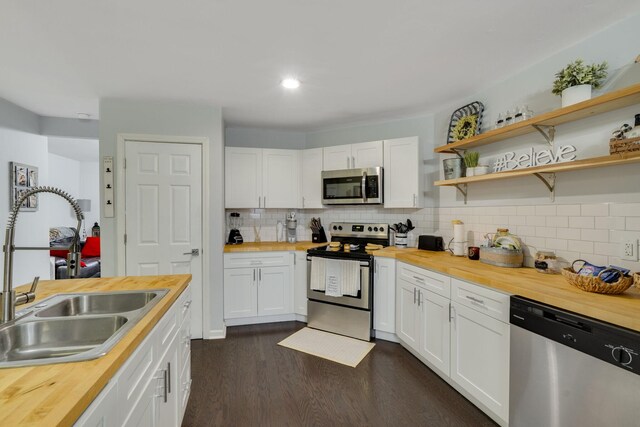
[0,289,169,368]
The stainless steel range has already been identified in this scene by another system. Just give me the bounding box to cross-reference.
[306,222,389,341]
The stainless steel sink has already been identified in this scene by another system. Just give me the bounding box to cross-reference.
[35,291,160,317]
[0,289,169,368]
[0,316,127,362]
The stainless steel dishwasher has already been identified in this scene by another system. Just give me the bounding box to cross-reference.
[510,296,640,427]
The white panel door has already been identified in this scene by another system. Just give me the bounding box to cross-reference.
[395,278,419,351]
[224,147,262,208]
[293,251,308,315]
[352,140,383,168]
[223,268,257,319]
[384,136,421,208]
[451,302,510,422]
[374,257,396,334]
[125,141,203,338]
[300,148,324,209]
[418,289,451,376]
[257,265,290,316]
[323,145,352,170]
[262,149,299,208]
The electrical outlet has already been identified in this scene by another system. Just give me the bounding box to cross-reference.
[622,239,638,261]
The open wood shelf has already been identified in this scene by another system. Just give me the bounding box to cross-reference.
[434,151,640,187]
[434,83,640,154]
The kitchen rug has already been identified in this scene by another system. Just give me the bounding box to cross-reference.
[277,327,375,368]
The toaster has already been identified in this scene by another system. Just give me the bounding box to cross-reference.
[418,235,444,251]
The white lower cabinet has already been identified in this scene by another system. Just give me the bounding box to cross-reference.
[75,285,192,427]
[373,257,396,337]
[394,262,510,425]
[223,253,293,323]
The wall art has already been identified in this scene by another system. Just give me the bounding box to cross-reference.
[447,101,484,144]
[9,162,38,211]
[493,145,577,172]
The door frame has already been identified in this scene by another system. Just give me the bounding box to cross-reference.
[116,133,210,337]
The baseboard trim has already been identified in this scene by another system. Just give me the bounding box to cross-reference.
[374,330,399,343]
[205,325,227,339]
[225,313,297,326]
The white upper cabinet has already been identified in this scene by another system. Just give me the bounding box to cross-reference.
[224,147,299,209]
[300,148,324,209]
[383,136,422,208]
[322,140,383,171]
[225,147,263,208]
[262,149,299,208]
[323,145,353,170]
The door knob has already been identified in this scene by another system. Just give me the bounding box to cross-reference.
[183,249,200,256]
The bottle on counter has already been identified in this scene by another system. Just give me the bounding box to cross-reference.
[91,222,100,237]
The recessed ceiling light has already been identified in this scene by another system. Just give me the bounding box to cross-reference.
[77,113,91,120]
[281,78,300,89]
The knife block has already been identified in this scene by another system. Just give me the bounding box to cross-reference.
[312,227,328,243]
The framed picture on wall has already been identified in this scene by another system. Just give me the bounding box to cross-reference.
[9,162,38,212]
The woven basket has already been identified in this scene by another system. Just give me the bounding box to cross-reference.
[561,260,633,295]
[609,136,640,155]
[635,272,640,288]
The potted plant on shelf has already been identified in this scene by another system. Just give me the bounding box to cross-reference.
[464,151,479,177]
[552,59,608,107]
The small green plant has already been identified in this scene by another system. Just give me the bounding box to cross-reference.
[552,59,608,95]
[464,151,479,168]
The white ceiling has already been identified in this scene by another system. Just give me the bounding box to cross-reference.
[1,1,639,130]
[48,137,98,162]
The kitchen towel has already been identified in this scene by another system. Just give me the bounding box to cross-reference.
[310,257,326,291]
[341,259,361,297]
[325,259,342,297]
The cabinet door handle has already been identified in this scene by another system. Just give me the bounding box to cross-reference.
[259,268,262,281]
[413,287,417,304]
[253,269,256,282]
[258,196,261,208]
[352,156,355,168]
[163,368,168,402]
[302,197,305,208]
[167,362,171,394]
[413,193,416,207]
[412,275,424,282]
[450,304,456,322]
[263,196,266,207]
[417,290,421,307]
[347,156,350,168]
[465,295,485,305]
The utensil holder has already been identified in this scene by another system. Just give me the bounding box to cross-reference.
[312,227,328,243]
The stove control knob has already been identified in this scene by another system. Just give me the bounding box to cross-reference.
[612,346,633,365]
[374,227,379,232]
[368,226,373,232]
[333,225,337,231]
[380,227,384,232]
[338,226,343,230]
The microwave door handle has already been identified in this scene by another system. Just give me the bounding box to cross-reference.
[361,172,367,201]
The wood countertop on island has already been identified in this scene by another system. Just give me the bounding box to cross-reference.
[0,274,191,427]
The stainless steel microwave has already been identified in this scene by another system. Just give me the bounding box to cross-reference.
[321,167,383,205]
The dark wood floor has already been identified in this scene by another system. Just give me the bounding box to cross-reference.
[182,322,496,426]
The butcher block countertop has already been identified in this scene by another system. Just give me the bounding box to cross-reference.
[376,247,640,332]
[0,274,191,427]
[225,242,640,332]
[224,241,326,252]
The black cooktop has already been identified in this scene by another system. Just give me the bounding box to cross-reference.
[307,244,378,260]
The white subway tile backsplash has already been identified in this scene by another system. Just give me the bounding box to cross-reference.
[569,216,594,229]
[594,242,618,257]
[594,216,625,230]
[609,230,640,243]
[517,205,536,216]
[526,216,546,226]
[568,240,594,253]
[536,227,557,238]
[582,254,608,266]
[546,216,568,228]
[556,204,581,216]
[581,203,609,217]
[535,205,557,216]
[610,203,640,217]
[626,217,640,231]
[508,216,527,226]
[556,228,581,240]
[580,228,609,243]
[545,238,567,251]
[516,225,536,237]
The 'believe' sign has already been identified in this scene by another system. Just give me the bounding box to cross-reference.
[494,145,576,172]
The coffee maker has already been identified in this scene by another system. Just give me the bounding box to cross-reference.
[227,212,243,244]
[286,211,297,243]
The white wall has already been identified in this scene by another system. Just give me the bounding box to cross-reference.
[99,98,225,339]
[0,127,50,286]
[47,153,81,227]
[79,161,100,230]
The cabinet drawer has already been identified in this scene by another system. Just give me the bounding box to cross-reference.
[224,252,290,268]
[451,278,510,323]
[117,330,156,420]
[397,262,450,298]
[155,301,179,355]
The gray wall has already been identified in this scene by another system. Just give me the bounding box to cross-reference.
[0,98,40,134]
[40,116,99,139]
[99,98,225,338]
[225,126,306,149]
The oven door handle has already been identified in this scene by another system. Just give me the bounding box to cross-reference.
[307,255,370,267]
[361,172,368,201]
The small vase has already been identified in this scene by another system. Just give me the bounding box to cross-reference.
[465,167,475,177]
[561,84,592,107]
[474,165,490,175]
